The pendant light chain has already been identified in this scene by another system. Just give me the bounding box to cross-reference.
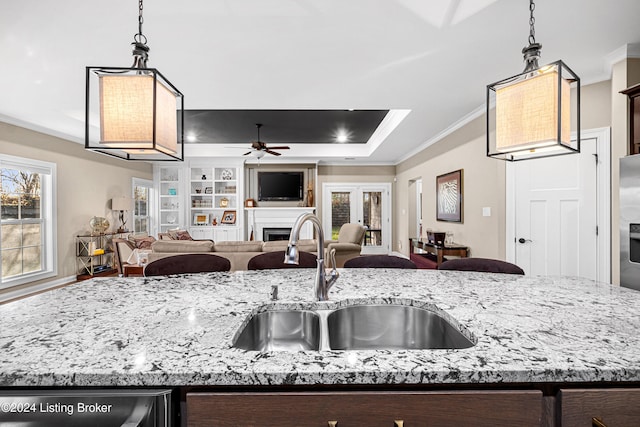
[521,0,540,73]
[131,0,149,69]
[528,0,536,45]
[135,0,147,45]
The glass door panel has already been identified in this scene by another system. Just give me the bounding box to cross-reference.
[362,191,382,248]
[330,191,354,240]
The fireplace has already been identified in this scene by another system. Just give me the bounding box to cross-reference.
[246,207,315,241]
[263,228,292,242]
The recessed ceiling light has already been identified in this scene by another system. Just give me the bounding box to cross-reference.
[335,129,350,143]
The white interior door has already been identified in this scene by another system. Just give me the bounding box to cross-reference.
[323,183,392,255]
[506,128,610,282]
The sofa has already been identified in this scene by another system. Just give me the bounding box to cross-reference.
[148,239,319,272]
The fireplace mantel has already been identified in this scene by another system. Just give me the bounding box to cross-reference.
[245,207,316,241]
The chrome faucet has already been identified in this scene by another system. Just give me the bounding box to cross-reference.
[284,213,339,301]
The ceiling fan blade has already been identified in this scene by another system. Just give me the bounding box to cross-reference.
[266,146,290,150]
[265,149,282,156]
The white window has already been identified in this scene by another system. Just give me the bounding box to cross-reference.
[132,178,154,235]
[0,154,56,287]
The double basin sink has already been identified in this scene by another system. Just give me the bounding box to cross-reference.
[233,303,475,352]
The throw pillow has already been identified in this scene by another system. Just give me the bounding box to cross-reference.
[128,235,156,249]
[169,230,193,241]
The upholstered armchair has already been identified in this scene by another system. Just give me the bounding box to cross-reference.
[324,223,366,268]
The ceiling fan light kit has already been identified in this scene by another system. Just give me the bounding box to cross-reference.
[486,0,580,161]
[243,123,290,158]
[85,0,184,161]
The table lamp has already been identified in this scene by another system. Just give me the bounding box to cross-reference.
[111,197,133,233]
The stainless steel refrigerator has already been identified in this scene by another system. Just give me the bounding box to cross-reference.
[620,154,640,290]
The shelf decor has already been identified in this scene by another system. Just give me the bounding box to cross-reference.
[89,216,109,234]
[221,169,233,180]
[436,169,463,223]
[194,214,209,226]
[221,210,236,225]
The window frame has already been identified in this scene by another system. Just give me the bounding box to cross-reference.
[0,154,57,288]
[132,177,154,235]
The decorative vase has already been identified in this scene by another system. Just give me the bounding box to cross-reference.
[307,188,314,207]
[89,216,109,234]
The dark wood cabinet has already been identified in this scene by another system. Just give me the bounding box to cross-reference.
[186,390,543,427]
[621,83,640,155]
[558,388,640,427]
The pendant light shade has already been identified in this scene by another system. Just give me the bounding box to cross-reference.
[86,67,184,161]
[486,1,580,161]
[85,0,184,161]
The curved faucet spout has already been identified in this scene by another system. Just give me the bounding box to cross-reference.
[284,213,339,301]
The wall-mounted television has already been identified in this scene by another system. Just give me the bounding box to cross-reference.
[258,172,304,201]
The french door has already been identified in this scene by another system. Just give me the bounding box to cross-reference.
[322,183,391,255]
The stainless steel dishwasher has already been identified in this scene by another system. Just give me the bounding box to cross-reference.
[0,389,173,426]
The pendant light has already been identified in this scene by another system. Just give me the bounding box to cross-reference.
[85,0,184,161]
[486,0,580,161]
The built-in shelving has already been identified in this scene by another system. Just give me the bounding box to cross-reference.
[189,165,242,241]
[157,166,183,233]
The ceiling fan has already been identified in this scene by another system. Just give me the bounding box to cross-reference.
[244,123,290,157]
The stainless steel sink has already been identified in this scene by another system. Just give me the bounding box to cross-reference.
[232,303,474,351]
[326,304,474,350]
[233,310,321,351]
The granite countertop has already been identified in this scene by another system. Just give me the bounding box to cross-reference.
[1,269,639,387]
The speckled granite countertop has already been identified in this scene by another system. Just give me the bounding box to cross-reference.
[1,269,639,387]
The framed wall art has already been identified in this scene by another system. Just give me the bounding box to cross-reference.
[436,169,463,223]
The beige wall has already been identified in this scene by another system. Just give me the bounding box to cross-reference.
[395,115,506,258]
[581,80,612,129]
[0,122,152,296]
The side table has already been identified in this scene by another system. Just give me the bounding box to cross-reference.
[123,264,144,277]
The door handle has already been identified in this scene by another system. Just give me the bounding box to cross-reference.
[518,238,532,244]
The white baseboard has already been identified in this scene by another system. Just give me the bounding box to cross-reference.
[390,251,408,259]
[0,275,76,304]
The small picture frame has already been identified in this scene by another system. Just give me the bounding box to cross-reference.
[436,169,463,223]
[221,210,236,225]
[204,187,213,194]
[193,214,209,226]
[245,198,256,208]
